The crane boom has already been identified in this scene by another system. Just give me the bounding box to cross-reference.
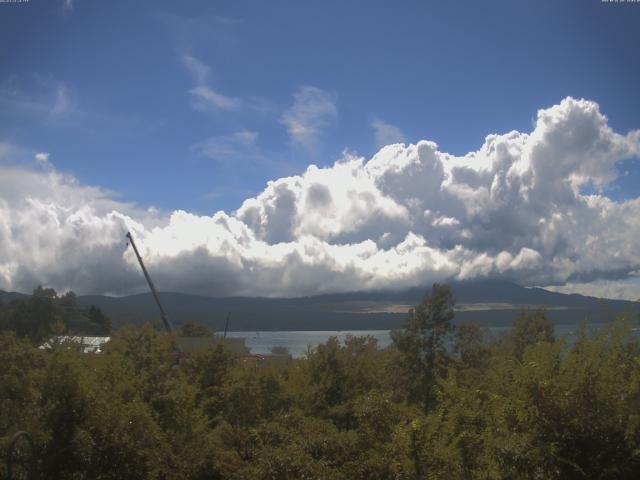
[223,311,231,339]
[126,231,175,333]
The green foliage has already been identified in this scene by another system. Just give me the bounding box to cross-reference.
[270,345,290,355]
[4,287,62,343]
[86,305,111,336]
[1,285,640,479]
[454,321,489,369]
[179,320,213,338]
[508,308,555,359]
[0,286,113,344]
[391,283,455,409]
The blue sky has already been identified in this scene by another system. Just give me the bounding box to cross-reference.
[2,0,639,213]
[1,0,640,299]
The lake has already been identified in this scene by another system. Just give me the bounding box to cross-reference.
[227,322,639,357]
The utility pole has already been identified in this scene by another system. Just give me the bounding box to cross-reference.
[126,231,175,334]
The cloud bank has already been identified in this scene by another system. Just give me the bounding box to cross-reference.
[1,97,639,298]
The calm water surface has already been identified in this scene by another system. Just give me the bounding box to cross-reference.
[227,323,638,357]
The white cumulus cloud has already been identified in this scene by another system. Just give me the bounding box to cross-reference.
[1,97,640,298]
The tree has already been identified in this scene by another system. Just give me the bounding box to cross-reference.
[87,305,111,335]
[59,291,78,308]
[270,345,290,355]
[178,320,213,338]
[454,322,489,368]
[33,285,57,300]
[391,283,455,410]
[509,308,554,359]
[6,287,62,343]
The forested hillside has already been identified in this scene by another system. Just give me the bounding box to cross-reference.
[3,279,634,332]
[0,286,111,343]
[1,284,639,479]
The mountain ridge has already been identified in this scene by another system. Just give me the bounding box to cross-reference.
[2,280,637,331]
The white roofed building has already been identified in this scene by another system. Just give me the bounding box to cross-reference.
[39,336,111,354]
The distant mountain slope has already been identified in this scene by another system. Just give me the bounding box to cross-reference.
[77,280,638,331]
[3,280,637,331]
[0,290,29,303]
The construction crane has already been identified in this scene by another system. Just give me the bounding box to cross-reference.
[223,311,231,339]
[126,231,237,357]
[126,231,176,335]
